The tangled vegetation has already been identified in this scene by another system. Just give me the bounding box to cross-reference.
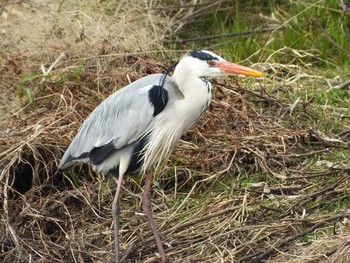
[1,1,349,262]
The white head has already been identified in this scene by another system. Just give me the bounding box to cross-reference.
[172,50,263,81]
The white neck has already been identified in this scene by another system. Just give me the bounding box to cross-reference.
[172,58,204,94]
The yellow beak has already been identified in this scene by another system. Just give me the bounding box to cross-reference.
[215,61,264,77]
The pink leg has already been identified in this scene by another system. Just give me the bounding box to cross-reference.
[112,174,124,263]
[142,169,168,263]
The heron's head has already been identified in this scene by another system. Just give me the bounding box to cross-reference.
[174,50,263,79]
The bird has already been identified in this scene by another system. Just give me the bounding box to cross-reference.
[58,50,263,263]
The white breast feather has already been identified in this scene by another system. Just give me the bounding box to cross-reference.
[141,111,184,173]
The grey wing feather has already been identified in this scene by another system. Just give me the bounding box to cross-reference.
[58,73,172,170]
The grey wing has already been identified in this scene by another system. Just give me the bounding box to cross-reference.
[58,74,167,170]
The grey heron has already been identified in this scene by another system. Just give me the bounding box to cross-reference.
[58,50,263,263]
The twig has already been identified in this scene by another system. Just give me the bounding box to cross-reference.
[149,1,230,10]
[338,129,350,137]
[268,185,304,193]
[163,205,241,235]
[120,241,136,263]
[173,28,277,43]
[322,104,350,112]
[300,174,349,203]
[286,168,344,180]
[260,205,282,213]
[340,0,350,14]
[287,97,301,115]
[218,82,283,107]
[332,112,350,119]
[173,0,231,24]
[308,141,350,149]
[329,79,350,90]
[311,18,350,59]
[280,174,349,218]
[239,213,350,262]
[309,130,348,147]
[138,205,242,246]
[41,52,66,76]
[267,148,329,159]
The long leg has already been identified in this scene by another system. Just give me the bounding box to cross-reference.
[142,169,168,263]
[112,173,124,263]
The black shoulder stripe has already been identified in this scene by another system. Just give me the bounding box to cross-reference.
[189,50,219,61]
[89,140,116,165]
[148,85,169,117]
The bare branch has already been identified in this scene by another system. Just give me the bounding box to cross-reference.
[340,0,350,14]
[239,213,350,262]
[173,28,277,44]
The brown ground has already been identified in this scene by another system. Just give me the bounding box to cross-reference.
[1,1,349,263]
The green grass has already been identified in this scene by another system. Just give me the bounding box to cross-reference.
[18,66,84,107]
[164,1,350,232]
[18,72,42,106]
[174,0,350,70]
[298,225,334,244]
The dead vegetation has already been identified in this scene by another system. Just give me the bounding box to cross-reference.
[1,1,349,263]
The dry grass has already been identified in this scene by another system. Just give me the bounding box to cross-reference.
[1,1,349,263]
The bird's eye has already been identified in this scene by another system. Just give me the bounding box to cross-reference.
[207,60,213,66]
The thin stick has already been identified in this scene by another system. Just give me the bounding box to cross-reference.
[312,18,350,59]
[267,148,329,159]
[340,0,350,13]
[174,28,276,43]
[329,79,350,90]
[41,52,66,76]
[239,213,350,262]
[163,205,241,236]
